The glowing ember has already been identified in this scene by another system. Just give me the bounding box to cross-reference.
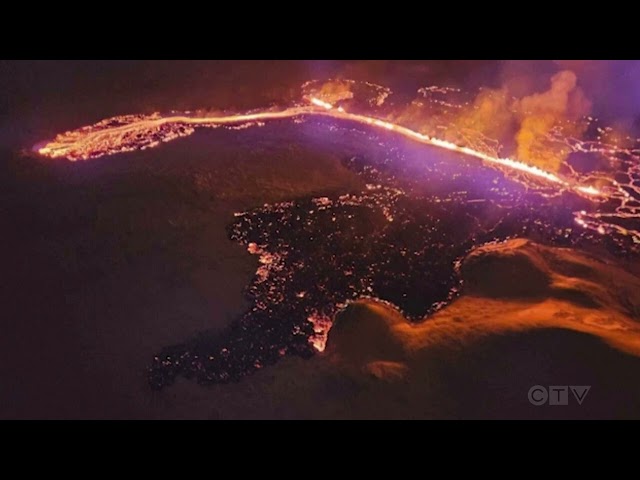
[309,97,334,110]
[307,313,333,352]
[576,185,602,196]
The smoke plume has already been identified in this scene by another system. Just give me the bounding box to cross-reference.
[513,70,591,171]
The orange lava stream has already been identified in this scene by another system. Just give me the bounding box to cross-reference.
[38,97,603,200]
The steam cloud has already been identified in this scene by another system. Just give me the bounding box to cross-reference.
[514,70,592,171]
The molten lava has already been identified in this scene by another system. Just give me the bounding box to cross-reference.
[37,97,601,198]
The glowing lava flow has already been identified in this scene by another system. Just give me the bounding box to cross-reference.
[37,97,601,199]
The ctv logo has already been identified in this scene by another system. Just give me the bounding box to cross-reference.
[528,385,591,406]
